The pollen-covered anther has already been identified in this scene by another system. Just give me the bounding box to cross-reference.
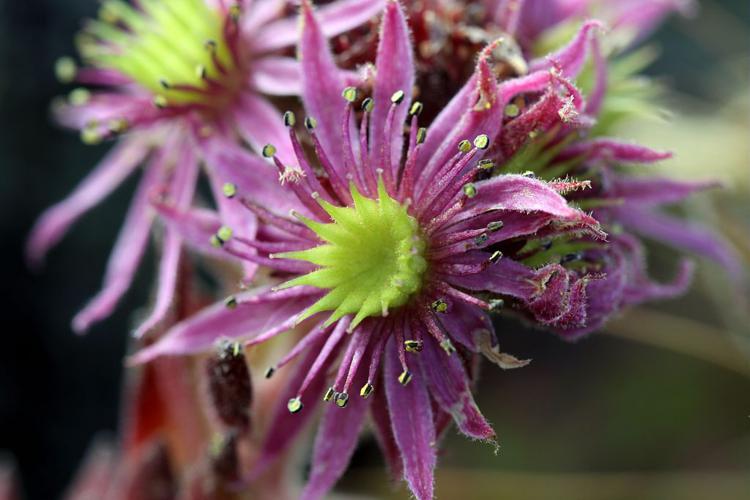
[473,134,490,149]
[342,86,358,102]
[360,382,374,398]
[304,116,318,130]
[404,340,424,353]
[361,97,374,112]
[262,144,277,158]
[323,386,335,402]
[487,221,504,232]
[409,101,424,116]
[210,226,233,248]
[458,139,472,153]
[431,298,448,313]
[287,397,303,414]
[416,127,427,144]
[463,183,478,198]
[391,90,406,104]
[334,392,349,408]
[398,370,413,386]
[222,183,237,198]
[283,110,296,127]
[55,56,77,83]
[478,159,495,170]
[489,250,503,263]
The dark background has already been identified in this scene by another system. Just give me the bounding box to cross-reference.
[1,1,748,499]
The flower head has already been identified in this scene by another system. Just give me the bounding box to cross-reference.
[132,2,604,498]
[28,0,383,334]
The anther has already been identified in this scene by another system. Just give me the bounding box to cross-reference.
[440,339,456,355]
[217,226,233,242]
[416,127,427,144]
[304,116,317,130]
[229,4,242,22]
[458,139,472,153]
[361,97,374,112]
[283,110,296,127]
[390,90,405,104]
[473,134,490,149]
[68,88,91,106]
[55,57,77,83]
[323,386,335,402]
[107,118,129,134]
[409,101,424,116]
[159,79,170,89]
[262,144,276,158]
[522,171,536,178]
[478,159,494,170]
[489,299,505,312]
[334,392,349,408]
[398,370,412,386]
[224,295,238,309]
[80,125,102,145]
[474,233,488,246]
[404,340,424,353]
[222,183,237,198]
[196,65,207,79]
[204,39,218,52]
[561,252,583,264]
[342,86,358,103]
[463,183,477,198]
[487,221,504,232]
[360,382,374,398]
[153,95,168,109]
[504,104,520,117]
[489,250,503,263]
[287,397,303,414]
[264,367,275,379]
[431,298,448,313]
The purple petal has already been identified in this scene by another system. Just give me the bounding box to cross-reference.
[254,330,334,475]
[251,0,385,53]
[459,174,603,234]
[384,337,435,500]
[299,0,348,176]
[153,204,223,257]
[416,51,503,197]
[434,301,492,352]
[26,136,150,266]
[134,144,200,338]
[529,20,605,77]
[301,349,371,500]
[608,176,719,206]
[369,0,414,169]
[370,378,403,481]
[233,94,296,166]
[71,146,169,333]
[613,206,743,276]
[248,57,302,96]
[419,336,495,441]
[129,287,322,363]
[560,138,672,164]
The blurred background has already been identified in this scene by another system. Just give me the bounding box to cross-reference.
[1,0,748,499]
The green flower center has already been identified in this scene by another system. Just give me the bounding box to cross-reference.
[276,179,428,331]
[80,0,236,105]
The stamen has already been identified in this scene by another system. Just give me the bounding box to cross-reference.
[431,298,448,313]
[224,296,238,309]
[323,386,335,402]
[398,370,412,386]
[222,182,237,198]
[334,392,349,408]
[404,340,424,353]
[287,397,303,414]
[359,381,374,398]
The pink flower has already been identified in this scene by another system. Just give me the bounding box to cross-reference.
[131,2,604,498]
[27,0,384,334]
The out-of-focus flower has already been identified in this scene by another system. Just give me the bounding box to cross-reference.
[131,2,606,498]
[28,0,383,334]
